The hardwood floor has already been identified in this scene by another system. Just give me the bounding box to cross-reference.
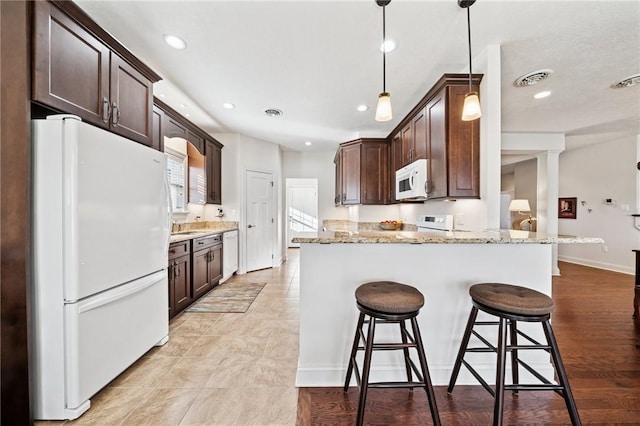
[297,261,640,425]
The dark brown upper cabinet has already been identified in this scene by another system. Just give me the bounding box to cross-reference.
[32,1,160,147]
[154,97,224,205]
[335,139,389,206]
[206,141,222,205]
[388,73,482,201]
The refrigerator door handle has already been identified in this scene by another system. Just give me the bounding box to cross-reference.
[164,175,173,252]
[75,270,166,314]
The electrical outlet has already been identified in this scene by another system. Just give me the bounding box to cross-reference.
[455,214,464,226]
[602,245,608,253]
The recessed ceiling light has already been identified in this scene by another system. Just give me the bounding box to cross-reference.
[159,93,167,98]
[357,105,369,112]
[264,108,283,117]
[305,141,312,146]
[533,90,552,99]
[178,104,186,109]
[223,103,235,109]
[380,39,396,53]
[163,34,187,50]
[184,113,191,117]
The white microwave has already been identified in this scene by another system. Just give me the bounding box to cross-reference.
[395,159,428,200]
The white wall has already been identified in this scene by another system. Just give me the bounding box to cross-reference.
[557,135,639,274]
[281,150,349,224]
[213,132,284,273]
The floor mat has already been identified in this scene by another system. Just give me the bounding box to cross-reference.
[185,281,266,313]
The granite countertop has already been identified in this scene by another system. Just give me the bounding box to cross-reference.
[170,221,238,243]
[292,229,604,245]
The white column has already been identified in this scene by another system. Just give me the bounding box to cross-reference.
[537,149,562,275]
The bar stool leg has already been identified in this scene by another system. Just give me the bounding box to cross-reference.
[447,306,479,393]
[344,312,366,392]
[410,317,441,426]
[399,320,413,386]
[542,320,582,426]
[493,317,508,426]
[509,320,519,395]
[356,315,376,426]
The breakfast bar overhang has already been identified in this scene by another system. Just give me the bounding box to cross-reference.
[293,229,602,388]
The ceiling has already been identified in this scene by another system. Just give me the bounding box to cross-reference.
[76,0,640,154]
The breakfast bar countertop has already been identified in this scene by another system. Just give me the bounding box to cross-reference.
[292,229,604,245]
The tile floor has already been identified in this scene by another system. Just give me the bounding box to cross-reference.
[37,249,300,426]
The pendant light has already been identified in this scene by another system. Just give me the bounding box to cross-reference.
[459,0,481,121]
[375,0,392,122]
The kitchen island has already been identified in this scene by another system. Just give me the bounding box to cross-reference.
[293,229,602,387]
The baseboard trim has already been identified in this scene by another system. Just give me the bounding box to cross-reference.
[558,255,634,275]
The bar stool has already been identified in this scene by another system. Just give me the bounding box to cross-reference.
[343,281,440,426]
[447,283,581,426]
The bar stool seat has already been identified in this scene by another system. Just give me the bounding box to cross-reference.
[344,281,440,426]
[448,283,581,426]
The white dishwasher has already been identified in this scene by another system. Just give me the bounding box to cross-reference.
[222,230,238,282]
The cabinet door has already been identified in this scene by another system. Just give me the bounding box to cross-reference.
[172,254,192,315]
[361,142,388,205]
[447,85,480,198]
[426,89,447,199]
[341,143,361,205]
[109,55,153,146]
[400,123,414,167]
[192,248,211,299]
[164,115,188,139]
[206,141,222,204]
[188,130,205,155]
[33,1,110,128]
[152,105,164,152]
[168,263,175,318]
[412,108,428,161]
[208,245,223,287]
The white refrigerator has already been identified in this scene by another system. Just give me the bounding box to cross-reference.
[32,115,171,420]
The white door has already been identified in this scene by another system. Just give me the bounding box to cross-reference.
[286,179,318,248]
[245,170,274,272]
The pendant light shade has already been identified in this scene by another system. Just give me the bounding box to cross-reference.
[461,92,481,121]
[459,0,481,121]
[375,92,392,122]
[375,0,392,122]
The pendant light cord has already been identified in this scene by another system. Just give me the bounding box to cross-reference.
[466,6,472,93]
[382,4,386,93]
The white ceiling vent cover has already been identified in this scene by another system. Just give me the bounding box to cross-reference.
[611,74,640,88]
[264,108,283,117]
[514,69,553,87]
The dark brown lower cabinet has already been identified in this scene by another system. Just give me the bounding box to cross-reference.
[191,234,223,300]
[168,241,191,319]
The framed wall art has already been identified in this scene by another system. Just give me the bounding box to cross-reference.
[558,197,577,219]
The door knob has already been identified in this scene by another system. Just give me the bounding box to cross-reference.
[248,224,255,228]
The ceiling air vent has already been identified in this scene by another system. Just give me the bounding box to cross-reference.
[611,74,640,88]
[264,108,283,117]
[514,69,553,87]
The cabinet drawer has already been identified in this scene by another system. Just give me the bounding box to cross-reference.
[168,241,190,260]
[192,234,222,250]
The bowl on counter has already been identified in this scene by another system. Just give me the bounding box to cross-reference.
[379,220,403,230]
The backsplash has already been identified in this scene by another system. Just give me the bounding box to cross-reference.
[322,220,417,232]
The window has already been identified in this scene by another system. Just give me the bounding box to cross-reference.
[166,147,187,212]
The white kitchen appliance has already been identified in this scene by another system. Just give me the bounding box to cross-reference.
[395,159,429,200]
[417,214,454,232]
[32,115,171,420]
[222,230,239,282]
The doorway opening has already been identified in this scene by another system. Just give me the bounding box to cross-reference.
[286,178,318,248]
